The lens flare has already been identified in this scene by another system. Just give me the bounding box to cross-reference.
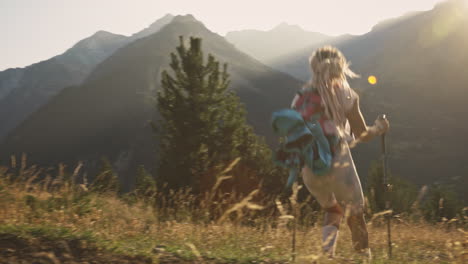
[368,75,377,85]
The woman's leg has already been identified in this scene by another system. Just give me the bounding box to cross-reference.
[332,144,370,254]
[322,203,343,257]
[346,208,369,251]
[302,167,343,256]
[302,140,370,256]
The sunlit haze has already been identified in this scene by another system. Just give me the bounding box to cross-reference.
[0,0,448,70]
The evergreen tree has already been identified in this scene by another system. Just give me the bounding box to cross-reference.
[366,162,465,222]
[90,157,120,193]
[135,165,157,196]
[365,161,417,214]
[421,183,464,222]
[366,161,387,213]
[156,36,279,194]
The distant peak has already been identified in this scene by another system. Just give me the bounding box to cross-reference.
[435,0,465,8]
[71,30,126,50]
[371,11,422,32]
[131,14,175,40]
[434,0,467,12]
[276,22,290,28]
[272,22,303,32]
[84,30,123,42]
[91,30,116,38]
[148,13,174,28]
[171,14,199,23]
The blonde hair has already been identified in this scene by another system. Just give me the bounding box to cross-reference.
[307,46,359,134]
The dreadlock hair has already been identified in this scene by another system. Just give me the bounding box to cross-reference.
[307,46,359,137]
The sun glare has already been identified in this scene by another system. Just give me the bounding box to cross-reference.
[368,75,378,85]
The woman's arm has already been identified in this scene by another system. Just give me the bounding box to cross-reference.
[346,97,389,142]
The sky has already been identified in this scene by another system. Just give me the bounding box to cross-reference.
[0,0,446,71]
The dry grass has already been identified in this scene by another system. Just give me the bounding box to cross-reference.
[0,160,466,263]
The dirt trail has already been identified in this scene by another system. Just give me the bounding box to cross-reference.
[0,234,191,264]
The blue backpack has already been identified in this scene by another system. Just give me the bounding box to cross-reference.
[271,89,338,188]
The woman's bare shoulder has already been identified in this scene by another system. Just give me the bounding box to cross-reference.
[342,87,359,113]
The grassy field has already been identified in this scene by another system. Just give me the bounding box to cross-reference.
[0,161,466,263]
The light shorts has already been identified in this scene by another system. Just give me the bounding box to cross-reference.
[301,141,365,215]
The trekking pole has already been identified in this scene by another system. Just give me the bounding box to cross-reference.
[379,114,392,258]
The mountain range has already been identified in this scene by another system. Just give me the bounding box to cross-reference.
[250,0,467,197]
[225,23,333,65]
[1,0,466,198]
[0,15,301,189]
[0,14,174,140]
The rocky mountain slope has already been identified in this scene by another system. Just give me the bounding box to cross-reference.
[0,15,302,188]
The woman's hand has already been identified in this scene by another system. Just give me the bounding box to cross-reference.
[347,98,390,142]
[373,115,390,135]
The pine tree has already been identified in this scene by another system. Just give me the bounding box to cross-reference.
[421,184,463,222]
[156,36,278,194]
[366,161,418,214]
[135,165,157,196]
[366,161,387,212]
[90,157,120,193]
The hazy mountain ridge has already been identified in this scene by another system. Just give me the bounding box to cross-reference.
[0,68,23,99]
[0,15,302,189]
[265,0,468,197]
[129,14,174,40]
[61,30,130,65]
[225,23,332,64]
[1,2,467,198]
[0,14,180,141]
[370,11,424,32]
[0,30,131,140]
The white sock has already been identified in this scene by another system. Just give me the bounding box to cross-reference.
[322,225,339,256]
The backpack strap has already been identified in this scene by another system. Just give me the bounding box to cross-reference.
[292,89,323,121]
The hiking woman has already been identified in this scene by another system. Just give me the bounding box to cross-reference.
[291,46,389,257]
